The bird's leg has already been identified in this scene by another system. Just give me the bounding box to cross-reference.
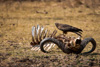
[63,32,67,37]
[63,33,65,36]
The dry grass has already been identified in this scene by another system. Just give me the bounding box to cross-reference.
[0,1,100,67]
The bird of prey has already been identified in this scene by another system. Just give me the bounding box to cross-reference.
[55,23,83,37]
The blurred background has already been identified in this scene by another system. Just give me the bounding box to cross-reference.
[0,0,100,67]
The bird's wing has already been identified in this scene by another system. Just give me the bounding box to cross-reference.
[60,24,82,32]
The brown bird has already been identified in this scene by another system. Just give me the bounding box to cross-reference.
[55,23,83,36]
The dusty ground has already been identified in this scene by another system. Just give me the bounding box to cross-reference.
[0,1,100,67]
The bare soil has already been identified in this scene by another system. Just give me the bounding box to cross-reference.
[0,1,100,67]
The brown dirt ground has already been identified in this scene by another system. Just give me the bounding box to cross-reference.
[0,1,100,67]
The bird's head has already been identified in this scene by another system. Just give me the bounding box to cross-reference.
[55,23,60,27]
